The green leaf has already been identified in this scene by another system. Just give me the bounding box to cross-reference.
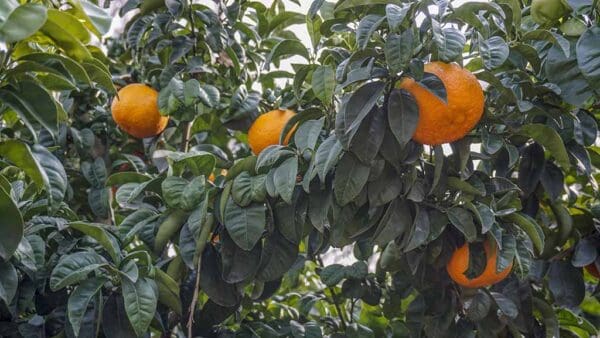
[106,172,151,187]
[466,290,492,321]
[39,10,92,61]
[385,30,414,72]
[68,277,107,337]
[447,207,477,242]
[333,152,370,206]
[0,261,17,305]
[256,229,299,282]
[50,251,107,291]
[31,145,68,210]
[265,39,309,69]
[519,124,570,169]
[489,292,518,319]
[315,134,343,182]
[522,29,570,58]
[67,1,111,36]
[387,89,419,147]
[273,156,298,204]
[155,269,182,315]
[69,222,121,264]
[478,35,509,69]
[83,60,117,93]
[312,65,335,104]
[576,27,600,90]
[0,140,46,190]
[545,45,593,106]
[0,4,47,43]
[121,277,158,338]
[0,183,23,261]
[232,172,267,207]
[336,0,403,12]
[338,81,386,144]
[184,79,220,108]
[385,4,409,31]
[502,213,545,255]
[356,14,385,50]
[295,118,324,152]
[372,199,412,246]
[350,108,385,164]
[199,245,242,306]
[432,21,465,62]
[0,83,58,136]
[532,297,559,338]
[224,199,266,251]
[547,261,585,308]
[404,205,430,251]
[220,230,262,283]
[320,264,345,286]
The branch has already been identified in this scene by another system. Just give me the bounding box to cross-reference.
[186,216,214,336]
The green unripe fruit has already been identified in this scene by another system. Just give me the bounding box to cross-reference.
[531,0,571,26]
[560,18,587,36]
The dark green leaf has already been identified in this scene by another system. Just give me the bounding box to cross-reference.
[576,27,600,90]
[121,277,158,337]
[387,89,419,147]
[356,14,385,50]
[0,182,23,260]
[333,152,370,205]
[547,261,585,307]
[50,251,107,291]
[448,207,477,242]
[478,35,509,69]
[68,277,107,337]
[312,65,336,104]
[224,199,266,251]
[519,124,570,169]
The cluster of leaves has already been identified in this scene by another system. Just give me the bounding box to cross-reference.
[1,0,600,337]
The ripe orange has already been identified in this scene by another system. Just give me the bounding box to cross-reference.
[398,62,484,145]
[446,240,512,288]
[111,83,169,139]
[247,109,295,155]
[585,263,600,278]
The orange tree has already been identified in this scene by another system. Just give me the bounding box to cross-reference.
[1,0,600,337]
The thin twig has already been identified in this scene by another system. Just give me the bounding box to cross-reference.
[187,258,202,337]
[181,121,193,152]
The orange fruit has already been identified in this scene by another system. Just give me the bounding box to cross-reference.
[585,263,600,278]
[111,83,169,139]
[398,62,484,145]
[446,240,513,288]
[247,109,295,154]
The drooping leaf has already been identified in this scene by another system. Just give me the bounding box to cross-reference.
[0,185,23,260]
[519,124,570,169]
[68,277,107,337]
[576,27,600,90]
[333,152,370,206]
[387,89,419,147]
[312,65,336,104]
[224,199,266,251]
[121,277,158,337]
